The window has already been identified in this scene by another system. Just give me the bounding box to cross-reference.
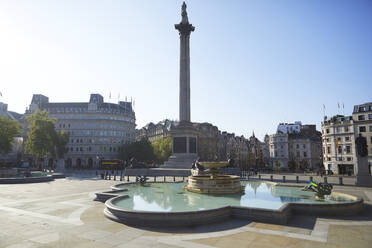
[326,129,330,134]
[347,157,352,161]
[326,138,330,142]
[303,144,306,149]
[280,145,283,149]
[358,115,365,121]
[304,152,307,157]
[370,105,372,111]
[337,137,341,141]
[371,137,372,144]
[338,146,342,153]
[345,136,350,141]
[344,126,349,132]
[346,145,351,154]
[296,151,300,157]
[359,126,366,132]
[370,126,372,132]
[336,127,340,133]
[296,144,299,149]
[80,147,83,151]
[327,146,331,153]
[359,106,366,112]
[70,147,73,151]
[369,114,372,120]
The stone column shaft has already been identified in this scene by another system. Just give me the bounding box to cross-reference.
[179,34,191,122]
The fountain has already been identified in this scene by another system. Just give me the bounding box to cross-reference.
[185,161,243,194]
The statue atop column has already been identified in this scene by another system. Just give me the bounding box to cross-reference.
[175,1,195,36]
[181,2,189,24]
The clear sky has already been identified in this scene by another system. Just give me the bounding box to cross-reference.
[1,0,371,140]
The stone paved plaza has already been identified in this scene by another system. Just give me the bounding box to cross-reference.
[1,176,372,248]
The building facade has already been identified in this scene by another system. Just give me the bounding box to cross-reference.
[322,115,356,175]
[269,133,289,169]
[277,121,302,134]
[25,94,136,168]
[352,102,372,169]
[270,124,322,171]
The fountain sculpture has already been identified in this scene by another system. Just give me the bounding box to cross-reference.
[184,161,243,194]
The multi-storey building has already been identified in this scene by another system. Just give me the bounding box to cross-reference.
[270,124,322,171]
[321,102,372,175]
[277,121,302,134]
[135,119,176,143]
[322,115,356,174]
[136,121,252,167]
[269,133,289,168]
[193,122,220,161]
[352,102,372,169]
[25,94,136,168]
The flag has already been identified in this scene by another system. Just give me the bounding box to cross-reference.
[109,92,111,99]
[125,96,127,102]
[338,102,340,108]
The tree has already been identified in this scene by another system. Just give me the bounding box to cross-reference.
[275,160,281,173]
[152,137,172,163]
[54,130,69,159]
[288,159,296,172]
[24,111,68,169]
[119,138,154,163]
[0,116,22,155]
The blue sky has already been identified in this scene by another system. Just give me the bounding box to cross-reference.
[0,0,371,140]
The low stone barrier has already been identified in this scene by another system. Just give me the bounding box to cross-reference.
[0,175,54,184]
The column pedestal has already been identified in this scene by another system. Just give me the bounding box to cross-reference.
[356,156,372,187]
[162,121,198,169]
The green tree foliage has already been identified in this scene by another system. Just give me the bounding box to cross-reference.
[288,160,296,172]
[25,111,69,161]
[152,137,172,163]
[119,138,154,163]
[54,130,69,159]
[0,116,22,155]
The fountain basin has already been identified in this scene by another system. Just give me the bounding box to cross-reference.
[96,181,364,227]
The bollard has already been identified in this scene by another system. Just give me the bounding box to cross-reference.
[164,176,166,182]
[283,175,286,183]
[173,176,175,182]
[109,174,111,180]
[127,176,129,181]
[296,176,299,183]
[113,175,116,181]
[270,175,273,181]
[154,176,157,182]
[120,175,122,181]
[182,176,184,182]
[339,176,343,185]
[309,176,313,182]
[324,177,328,184]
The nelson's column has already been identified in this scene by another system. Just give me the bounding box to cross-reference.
[162,2,198,168]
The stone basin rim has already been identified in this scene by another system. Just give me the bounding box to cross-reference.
[101,182,364,227]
